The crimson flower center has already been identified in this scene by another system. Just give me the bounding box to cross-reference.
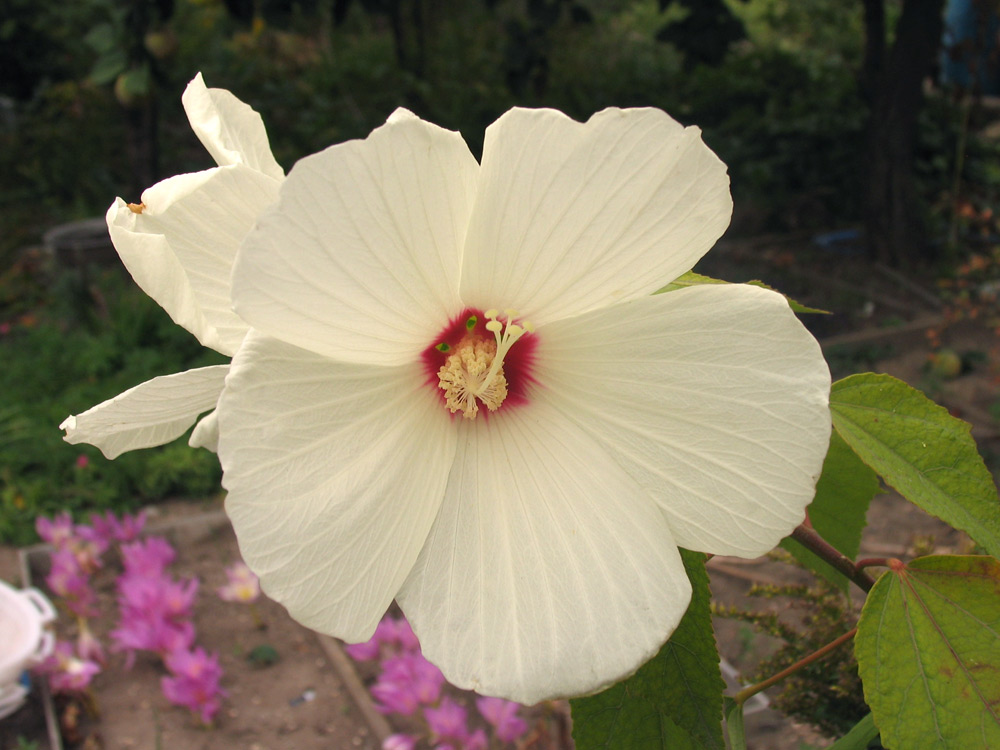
[421,308,538,419]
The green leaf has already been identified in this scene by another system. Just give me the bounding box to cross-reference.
[84,23,117,54]
[855,555,1000,749]
[655,271,828,314]
[830,373,1000,558]
[118,65,151,97]
[827,713,880,749]
[655,271,728,294]
[782,431,880,590]
[724,698,747,750]
[571,550,725,750]
[89,49,127,86]
[247,644,280,667]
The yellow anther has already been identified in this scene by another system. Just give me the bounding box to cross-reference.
[436,307,534,419]
[438,338,507,419]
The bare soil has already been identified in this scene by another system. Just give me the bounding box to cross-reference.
[18,504,380,750]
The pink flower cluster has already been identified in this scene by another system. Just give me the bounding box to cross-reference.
[346,616,529,750]
[111,537,199,659]
[37,641,101,694]
[34,510,226,725]
[161,647,226,725]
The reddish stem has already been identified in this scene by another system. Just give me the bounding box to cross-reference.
[734,627,858,706]
[790,524,877,592]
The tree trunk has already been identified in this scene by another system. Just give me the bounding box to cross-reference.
[863,0,945,267]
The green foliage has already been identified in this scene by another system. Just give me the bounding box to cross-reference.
[0,268,224,544]
[727,0,865,69]
[672,46,866,228]
[827,713,880,750]
[571,550,725,750]
[830,373,1000,559]
[782,431,880,590]
[717,579,867,737]
[657,271,828,314]
[855,556,1000,749]
[247,644,280,667]
[723,699,746,750]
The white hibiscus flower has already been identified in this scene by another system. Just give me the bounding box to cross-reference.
[60,74,283,458]
[219,105,832,704]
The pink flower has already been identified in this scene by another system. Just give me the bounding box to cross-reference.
[343,636,381,662]
[382,735,418,750]
[466,729,488,750]
[111,617,196,662]
[424,697,470,744]
[70,530,109,571]
[371,676,420,716]
[344,616,415,661]
[37,640,101,693]
[36,512,75,548]
[217,562,260,603]
[344,616,416,661]
[112,572,198,660]
[476,696,529,743]
[45,550,98,618]
[120,536,175,577]
[77,625,106,665]
[118,574,198,621]
[380,653,444,706]
[387,617,420,652]
[161,647,226,724]
[89,510,147,544]
[75,454,90,469]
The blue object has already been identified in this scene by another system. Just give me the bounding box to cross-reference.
[813,229,863,254]
[941,0,1000,94]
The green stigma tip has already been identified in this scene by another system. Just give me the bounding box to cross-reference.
[466,315,478,329]
[436,342,450,352]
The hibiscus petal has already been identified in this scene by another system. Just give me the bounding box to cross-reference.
[460,107,732,324]
[60,366,229,459]
[108,163,280,355]
[535,284,832,557]
[189,410,219,452]
[217,330,456,641]
[396,403,691,704]
[181,73,284,180]
[232,109,477,365]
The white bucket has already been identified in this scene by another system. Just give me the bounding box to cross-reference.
[0,581,55,719]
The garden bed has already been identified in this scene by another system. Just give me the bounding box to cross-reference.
[20,507,381,750]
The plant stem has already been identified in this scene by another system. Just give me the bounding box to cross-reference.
[790,524,877,592]
[855,557,893,571]
[733,627,858,706]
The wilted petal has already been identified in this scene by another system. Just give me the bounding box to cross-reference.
[108,163,280,355]
[397,403,691,704]
[460,107,731,325]
[61,366,229,459]
[182,72,284,180]
[218,330,456,641]
[536,284,831,557]
[232,109,477,366]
